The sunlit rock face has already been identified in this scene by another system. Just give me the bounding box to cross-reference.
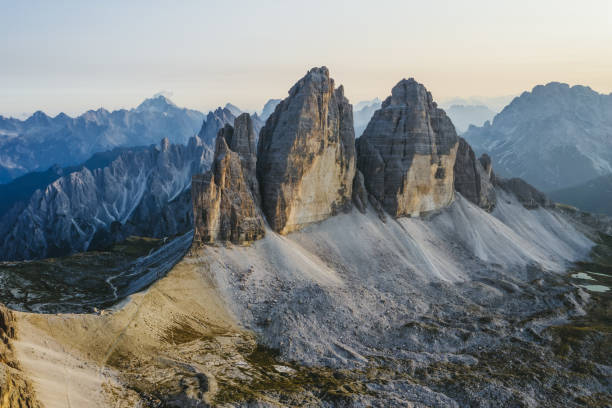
[256,67,356,234]
[192,114,265,245]
[357,78,459,217]
[454,137,496,211]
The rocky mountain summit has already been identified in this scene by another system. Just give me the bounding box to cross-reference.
[192,114,264,245]
[464,82,612,191]
[256,67,356,234]
[356,78,459,217]
[0,137,212,260]
[192,69,521,245]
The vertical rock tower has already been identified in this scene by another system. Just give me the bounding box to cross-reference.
[256,67,356,234]
[192,114,265,244]
[453,137,496,211]
[357,78,459,217]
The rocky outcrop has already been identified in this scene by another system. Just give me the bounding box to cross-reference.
[357,78,459,217]
[453,137,496,211]
[0,304,41,408]
[198,107,236,146]
[494,177,552,209]
[0,137,213,261]
[256,67,356,234]
[192,114,265,245]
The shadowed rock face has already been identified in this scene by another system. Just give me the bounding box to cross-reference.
[357,78,459,217]
[193,115,265,245]
[454,137,496,211]
[226,113,260,205]
[256,67,356,234]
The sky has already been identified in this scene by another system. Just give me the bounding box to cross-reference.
[1,0,611,117]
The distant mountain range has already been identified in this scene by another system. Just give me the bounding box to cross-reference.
[441,95,515,113]
[354,98,381,137]
[444,104,496,133]
[0,95,206,183]
[0,136,214,261]
[464,82,612,192]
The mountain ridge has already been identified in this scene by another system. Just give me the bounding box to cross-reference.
[463,81,612,191]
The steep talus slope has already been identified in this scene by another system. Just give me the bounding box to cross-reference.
[190,194,603,406]
[0,95,206,183]
[257,67,356,234]
[9,192,604,407]
[357,78,459,217]
[463,82,612,191]
[0,136,212,261]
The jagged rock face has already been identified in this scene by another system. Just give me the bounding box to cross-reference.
[454,137,496,211]
[192,115,264,245]
[257,67,356,234]
[357,78,459,217]
[0,137,213,261]
[198,107,236,146]
[225,114,260,204]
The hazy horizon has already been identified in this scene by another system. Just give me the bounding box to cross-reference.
[2,0,611,117]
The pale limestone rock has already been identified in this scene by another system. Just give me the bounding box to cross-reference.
[357,78,459,217]
[192,116,264,245]
[256,67,356,234]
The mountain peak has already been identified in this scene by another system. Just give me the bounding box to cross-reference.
[223,103,242,117]
[137,94,176,111]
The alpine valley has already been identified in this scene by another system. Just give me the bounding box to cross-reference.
[0,67,611,408]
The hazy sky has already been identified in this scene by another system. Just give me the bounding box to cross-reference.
[1,0,611,117]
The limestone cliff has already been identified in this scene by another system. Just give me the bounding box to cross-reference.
[357,78,459,217]
[256,67,356,234]
[192,115,265,245]
[454,137,496,211]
